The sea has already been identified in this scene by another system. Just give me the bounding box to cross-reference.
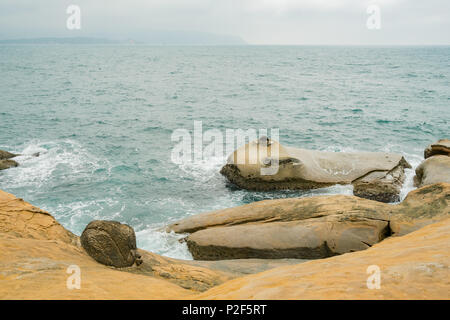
[0,45,449,259]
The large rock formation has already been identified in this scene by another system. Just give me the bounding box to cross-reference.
[0,188,449,299]
[168,183,450,260]
[197,217,450,300]
[0,189,304,296]
[81,220,143,268]
[415,139,450,187]
[0,149,18,171]
[424,139,450,159]
[220,139,411,203]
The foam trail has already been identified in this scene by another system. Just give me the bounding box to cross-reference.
[136,224,193,260]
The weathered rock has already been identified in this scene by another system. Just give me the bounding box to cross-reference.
[0,149,17,160]
[197,218,450,300]
[81,220,142,268]
[169,183,450,260]
[424,139,450,159]
[414,156,450,187]
[352,157,410,202]
[0,189,307,296]
[220,139,411,203]
[0,159,19,170]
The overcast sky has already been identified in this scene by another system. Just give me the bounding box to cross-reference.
[0,0,449,44]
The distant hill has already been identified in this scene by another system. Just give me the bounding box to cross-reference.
[0,31,247,45]
[0,37,118,44]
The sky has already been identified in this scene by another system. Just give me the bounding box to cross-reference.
[0,0,449,45]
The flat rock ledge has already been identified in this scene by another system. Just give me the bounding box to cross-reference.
[168,183,450,260]
[1,188,449,299]
[220,139,411,203]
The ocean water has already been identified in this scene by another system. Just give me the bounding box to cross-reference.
[0,45,448,259]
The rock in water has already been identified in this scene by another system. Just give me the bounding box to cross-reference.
[0,150,17,160]
[0,159,18,170]
[81,220,142,268]
[220,139,411,202]
[424,139,450,159]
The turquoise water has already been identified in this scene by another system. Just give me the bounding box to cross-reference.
[0,45,449,259]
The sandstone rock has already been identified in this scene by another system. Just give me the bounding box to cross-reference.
[197,217,450,300]
[424,139,450,159]
[81,220,142,268]
[220,139,411,203]
[352,157,410,202]
[414,156,450,187]
[0,189,78,244]
[0,149,17,160]
[0,190,307,296]
[169,183,450,260]
[0,159,19,170]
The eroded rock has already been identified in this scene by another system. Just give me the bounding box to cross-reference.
[424,139,450,159]
[220,139,411,203]
[169,183,450,260]
[81,220,143,268]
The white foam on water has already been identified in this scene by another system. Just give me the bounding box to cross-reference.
[136,224,193,260]
[399,152,423,202]
[0,140,107,189]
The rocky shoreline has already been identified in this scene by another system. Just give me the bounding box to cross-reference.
[0,139,449,299]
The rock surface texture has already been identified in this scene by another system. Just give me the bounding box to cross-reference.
[424,139,450,159]
[168,183,450,260]
[0,188,449,299]
[415,139,450,187]
[0,149,19,171]
[220,139,411,202]
[81,220,143,268]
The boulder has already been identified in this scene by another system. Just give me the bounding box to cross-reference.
[168,183,450,260]
[0,159,18,170]
[414,156,450,187]
[220,139,411,203]
[81,220,143,268]
[424,139,450,159]
[0,149,17,160]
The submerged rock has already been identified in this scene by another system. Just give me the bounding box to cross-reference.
[0,159,18,171]
[0,149,18,171]
[81,220,143,268]
[220,139,411,203]
[168,183,450,260]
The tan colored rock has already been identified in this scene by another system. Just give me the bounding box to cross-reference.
[0,189,305,297]
[197,217,450,300]
[169,183,450,260]
[424,139,450,159]
[414,155,450,187]
[0,190,78,245]
[1,188,449,299]
[220,139,411,202]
